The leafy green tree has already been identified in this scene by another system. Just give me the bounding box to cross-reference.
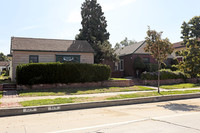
[179,16,200,79]
[0,52,7,61]
[133,56,145,78]
[144,27,174,93]
[115,37,137,49]
[76,0,116,63]
[133,56,145,70]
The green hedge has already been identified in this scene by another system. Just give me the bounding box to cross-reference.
[141,69,188,80]
[16,62,111,85]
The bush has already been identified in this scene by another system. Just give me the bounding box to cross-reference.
[16,62,111,85]
[145,63,158,72]
[141,69,188,80]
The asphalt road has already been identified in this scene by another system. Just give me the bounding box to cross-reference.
[1,98,200,133]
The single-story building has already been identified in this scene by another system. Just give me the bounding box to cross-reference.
[0,61,9,75]
[9,37,94,81]
[103,41,174,78]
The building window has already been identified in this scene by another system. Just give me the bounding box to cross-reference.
[119,59,124,71]
[56,55,80,63]
[143,57,150,63]
[29,55,39,63]
[114,62,118,71]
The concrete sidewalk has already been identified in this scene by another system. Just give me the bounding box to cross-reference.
[1,86,200,107]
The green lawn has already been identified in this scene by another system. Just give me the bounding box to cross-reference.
[107,89,200,100]
[0,75,11,84]
[20,89,200,107]
[0,76,10,80]
[20,97,87,107]
[18,86,155,97]
[109,78,129,80]
[160,83,200,89]
[0,91,2,99]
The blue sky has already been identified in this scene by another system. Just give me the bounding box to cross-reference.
[0,0,200,54]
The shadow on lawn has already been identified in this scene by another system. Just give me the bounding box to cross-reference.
[17,87,112,95]
[158,103,200,112]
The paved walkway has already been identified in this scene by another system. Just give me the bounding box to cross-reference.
[1,86,200,108]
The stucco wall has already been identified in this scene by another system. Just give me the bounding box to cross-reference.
[11,51,94,81]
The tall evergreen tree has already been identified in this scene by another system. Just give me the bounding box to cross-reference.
[76,0,116,63]
[178,16,200,79]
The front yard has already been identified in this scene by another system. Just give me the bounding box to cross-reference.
[18,86,155,97]
[160,83,200,89]
[0,91,2,99]
[20,89,200,107]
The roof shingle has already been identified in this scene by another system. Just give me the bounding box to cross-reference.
[115,41,149,56]
[11,37,94,53]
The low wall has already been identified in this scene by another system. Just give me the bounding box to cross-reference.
[133,78,200,86]
[17,80,133,90]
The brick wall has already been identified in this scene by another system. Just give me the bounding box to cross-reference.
[17,80,133,90]
[132,78,200,86]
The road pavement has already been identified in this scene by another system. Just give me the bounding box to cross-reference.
[1,98,200,133]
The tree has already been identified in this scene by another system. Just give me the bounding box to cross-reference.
[133,56,145,78]
[144,27,174,93]
[115,37,137,49]
[76,0,116,63]
[178,16,200,80]
[0,52,7,61]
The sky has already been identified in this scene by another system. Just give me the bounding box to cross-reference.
[0,0,200,55]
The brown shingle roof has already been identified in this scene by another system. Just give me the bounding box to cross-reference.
[173,41,185,48]
[11,37,94,53]
[0,61,9,66]
[173,38,200,49]
[115,41,146,56]
[115,41,150,56]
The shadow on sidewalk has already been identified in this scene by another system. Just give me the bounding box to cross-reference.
[158,103,200,112]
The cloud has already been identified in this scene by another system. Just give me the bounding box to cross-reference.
[101,0,136,12]
[66,10,81,23]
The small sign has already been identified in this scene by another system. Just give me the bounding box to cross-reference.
[48,106,61,111]
[23,108,37,112]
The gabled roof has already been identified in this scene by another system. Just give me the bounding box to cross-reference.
[173,38,200,49]
[11,37,94,53]
[115,41,149,56]
[0,61,9,66]
[173,41,185,49]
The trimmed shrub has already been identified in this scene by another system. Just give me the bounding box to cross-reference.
[144,63,158,72]
[141,69,188,80]
[16,62,111,85]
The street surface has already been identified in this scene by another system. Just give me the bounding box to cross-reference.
[1,98,200,133]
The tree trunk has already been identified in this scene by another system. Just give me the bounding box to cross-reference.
[158,61,160,93]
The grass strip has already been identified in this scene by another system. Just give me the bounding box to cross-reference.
[160,83,200,89]
[107,90,200,100]
[0,91,2,99]
[18,86,155,97]
[109,78,129,80]
[20,97,88,107]
[20,90,200,107]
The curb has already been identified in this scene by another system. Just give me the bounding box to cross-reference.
[0,93,200,117]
